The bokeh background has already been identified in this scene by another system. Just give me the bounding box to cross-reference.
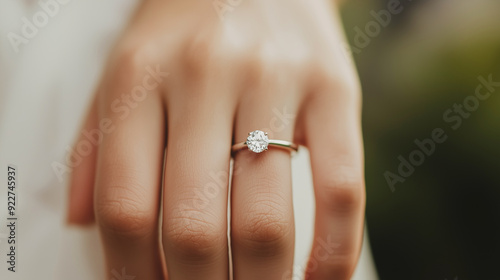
[0,0,498,279]
[341,0,500,279]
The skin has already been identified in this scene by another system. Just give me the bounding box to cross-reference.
[67,0,365,279]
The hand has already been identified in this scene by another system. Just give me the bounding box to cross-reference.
[67,0,365,279]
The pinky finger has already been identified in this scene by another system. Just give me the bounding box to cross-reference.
[67,96,99,225]
[304,86,365,280]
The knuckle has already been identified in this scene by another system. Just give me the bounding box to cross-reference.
[240,210,290,242]
[243,53,301,89]
[181,38,217,79]
[243,55,271,86]
[233,208,293,256]
[308,63,362,103]
[163,210,225,259]
[318,166,365,212]
[113,46,156,76]
[95,185,155,238]
[233,190,293,255]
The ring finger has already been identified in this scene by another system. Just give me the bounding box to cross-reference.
[231,80,301,280]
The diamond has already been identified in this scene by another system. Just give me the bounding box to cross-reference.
[246,130,269,153]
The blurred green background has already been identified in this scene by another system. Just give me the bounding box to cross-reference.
[340,0,500,279]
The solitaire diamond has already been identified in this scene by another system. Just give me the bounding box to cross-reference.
[246,130,269,153]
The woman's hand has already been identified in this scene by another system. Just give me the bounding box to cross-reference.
[67,0,365,279]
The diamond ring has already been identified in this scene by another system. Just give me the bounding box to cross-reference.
[231,130,298,154]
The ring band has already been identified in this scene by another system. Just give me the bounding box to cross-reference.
[231,130,298,154]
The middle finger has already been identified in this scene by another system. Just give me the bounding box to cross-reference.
[162,92,234,279]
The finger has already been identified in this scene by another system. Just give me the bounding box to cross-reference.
[162,92,233,279]
[94,60,166,280]
[231,84,299,280]
[67,96,98,225]
[304,84,365,280]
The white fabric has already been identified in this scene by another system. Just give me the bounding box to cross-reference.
[0,1,378,279]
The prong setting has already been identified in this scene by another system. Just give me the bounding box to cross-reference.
[246,130,269,153]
